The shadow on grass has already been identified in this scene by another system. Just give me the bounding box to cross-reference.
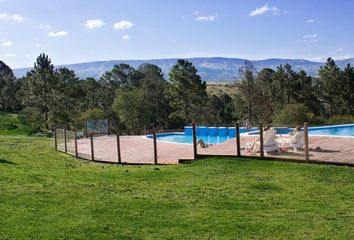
[0,159,16,165]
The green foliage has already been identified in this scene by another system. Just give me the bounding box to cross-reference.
[0,113,19,130]
[272,103,308,127]
[113,88,147,130]
[17,107,43,134]
[0,136,353,239]
[327,115,354,125]
[81,108,105,121]
[306,112,326,126]
[167,59,208,124]
[21,53,58,129]
[1,54,354,132]
[0,61,20,111]
[318,58,343,117]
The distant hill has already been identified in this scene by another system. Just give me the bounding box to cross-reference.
[13,57,354,82]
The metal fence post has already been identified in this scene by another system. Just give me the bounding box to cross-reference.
[54,127,57,151]
[304,122,309,161]
[74,130,78,158]
[116,134,121,164]
[259,123,264,159]
[64,128,67,153]
[236,122,241,157]
[192,120,197,160]
[90,133,94,161]
[153,129,158,164]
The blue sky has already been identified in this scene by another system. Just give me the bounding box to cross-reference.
[1,0,353,68]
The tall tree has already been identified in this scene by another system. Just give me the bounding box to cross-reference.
[318,58,342,117]
[342,64,354,114]
[138,63,170,127]
[99,64,142,124]
[237,61,256,122]
[53,67,82,127]
[22,54,57,128]
[0,61,20,111]
[167,59,208,124]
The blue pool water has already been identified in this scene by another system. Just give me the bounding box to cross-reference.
[308,124,354,137]
[147,124,354,144]
[148,126,258,144]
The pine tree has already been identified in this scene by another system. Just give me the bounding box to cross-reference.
[167,59,208,124]
[22,53,57,128]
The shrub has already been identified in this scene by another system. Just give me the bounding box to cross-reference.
[18,107,43,134]
[306,112,326,126]
[272,103,308,127]
[0,113,19,130]
[327,115,354,125]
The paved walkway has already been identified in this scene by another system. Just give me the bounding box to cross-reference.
[62,134,354,166]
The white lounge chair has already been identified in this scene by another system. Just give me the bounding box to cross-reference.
[245,129,279,155]
[278,131,304,152]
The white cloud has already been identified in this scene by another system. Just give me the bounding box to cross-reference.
[2,41,12,47]
[196,15,217,21]
[36,24,52,30]
[35,43,41,47]
[193,10,199,15]
[303,34,319,42]
[113,20,134,30]
[0,13,25,22]
[48,31,68,37]
[4,53,15,57]
[11,14,24,22]
[306,19,315,23]
[336,48,343,53]
[85,19,105,29]
[249,4,283,16]
[122,35,130,40]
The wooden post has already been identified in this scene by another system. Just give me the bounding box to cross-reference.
[106,119,110,135]
[116,134,121,164]
[64,128,67,153]
[304,122,309,161]
[153,129,158,164]
[54,127,57,151]
[74,130,78,158]
[85,121,88,138]
[236,122,241,157]
[90,133,94,161]
[192,120,197,160]
[259,123,264,159]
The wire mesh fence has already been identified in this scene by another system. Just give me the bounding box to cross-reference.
[66,130,76,156]
[56,128,65,152]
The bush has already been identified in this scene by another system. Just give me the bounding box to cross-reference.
[0,113,19,130]
[272,103,308,127]
[18,107,43,134]
[306,112,326,126]
[327,115,354,125]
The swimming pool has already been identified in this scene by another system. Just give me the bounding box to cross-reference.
[147,126,258,144]
[308,124,354,137]
[147,124,354,144]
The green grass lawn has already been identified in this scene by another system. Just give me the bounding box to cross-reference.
[0,135,353,239]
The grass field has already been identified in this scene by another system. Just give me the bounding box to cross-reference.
[0,135,353,239]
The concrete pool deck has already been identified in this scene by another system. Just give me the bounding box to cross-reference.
[63,134,354,166]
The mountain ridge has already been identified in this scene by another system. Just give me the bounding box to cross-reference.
[12,57,354,81]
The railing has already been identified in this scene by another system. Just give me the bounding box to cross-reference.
[54,122,353,167]
[54,128,160,165]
